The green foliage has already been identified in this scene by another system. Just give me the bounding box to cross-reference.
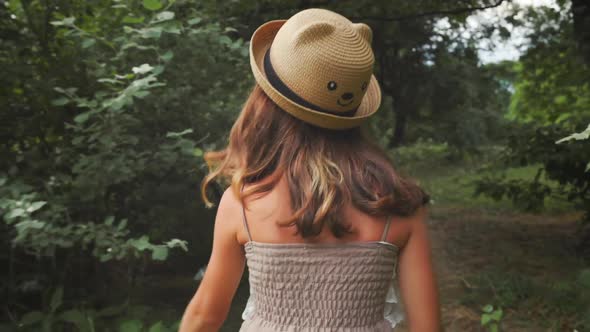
[474,3,590,221]
[481,304,503,332]
[473,168,552,212]
[1,171,187,264]
[465,269,590,330]
[391,139,453,169]
[472,124,590,217]
[1,0,248,324]
[508,5,590,125]
[417,52,512,152]
[1,0,589,329]
[557,123,590,172]
[12,289,179,332]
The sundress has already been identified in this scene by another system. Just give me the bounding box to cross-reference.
[238,201,404,331]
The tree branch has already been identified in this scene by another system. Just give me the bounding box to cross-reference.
[350,0,507,22]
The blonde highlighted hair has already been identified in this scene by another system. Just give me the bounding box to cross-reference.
[201,84,429,237]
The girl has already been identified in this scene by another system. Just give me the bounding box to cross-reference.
[180,8,440,332]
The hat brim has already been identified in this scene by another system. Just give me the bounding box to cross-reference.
[250,20,382,130]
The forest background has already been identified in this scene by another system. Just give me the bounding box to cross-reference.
[1,0,589,331]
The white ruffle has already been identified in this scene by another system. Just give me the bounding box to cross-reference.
[383,269,404,328]
[242,284,256,320]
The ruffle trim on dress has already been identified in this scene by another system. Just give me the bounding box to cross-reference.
[241,285,256,321]
[383,272,404,328]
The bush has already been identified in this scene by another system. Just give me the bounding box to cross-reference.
[390,139,454,170]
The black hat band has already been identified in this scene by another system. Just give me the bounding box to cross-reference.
[263,47,358,117]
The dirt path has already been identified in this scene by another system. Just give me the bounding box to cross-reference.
[424,207,584,331]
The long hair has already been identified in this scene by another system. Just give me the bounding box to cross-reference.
[201,84,430,238]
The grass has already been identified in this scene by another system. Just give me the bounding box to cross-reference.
[399,158,577,215]
[460,268,590,330]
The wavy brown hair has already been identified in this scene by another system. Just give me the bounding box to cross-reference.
[201,84,430,238]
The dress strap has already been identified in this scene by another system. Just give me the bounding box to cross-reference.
[241,183,253,242]
[380,215,393,242]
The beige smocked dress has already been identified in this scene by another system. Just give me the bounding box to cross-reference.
[238,204,404,332]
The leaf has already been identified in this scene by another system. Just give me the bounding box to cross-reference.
[219,35,232,46]
[139,27,162,39]
[142,0,162,11]
[162,25,181,34]
[74,112,90,124]
[178,139,195,155]
[133,91,150,98]
[151,245,168,260]
[81,38,96,48]
[15,219,45,231]
[481,313,491,326]
[187,17,202,26]
[97,78,123,84]
[556,124,590,144]
[5,208,25,219]
[8,0,23,16]
[166,128,192,138]
[490,308,503,321]
[194,148,203,157]
[152,65,165,75]
[96,301,128,317]
[122,16,145,24]
[152,11,175,24]
[482,304,493,313]
[132,63,154,74]
[148,321,167,332]
[160,50,174,62]
[62,17,76,26]
[20,311,43,325]
[50,286,63,313]
[26,201,47,213]
[117,219,128,231]
[166,238,188,251]
[51,97,70,106]
[104,216,115,226]
[131,235,151,251]
[50,17,76,26]
[121,42,151,51]
[119,319,143,332]
[59,309,85,326]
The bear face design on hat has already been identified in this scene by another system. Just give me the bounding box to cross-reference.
[250,8,382,130]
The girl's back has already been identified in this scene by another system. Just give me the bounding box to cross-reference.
[237,177,412,247]
[239,178,409,331]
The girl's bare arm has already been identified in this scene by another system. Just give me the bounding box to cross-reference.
[179,188,245,332]
[397,206,442,331]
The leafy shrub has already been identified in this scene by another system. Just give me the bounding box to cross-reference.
[2,286,180,332]
[472,123,590,217]
[391,138,453,170]
[481,304,503,332]
[1,0,249,324]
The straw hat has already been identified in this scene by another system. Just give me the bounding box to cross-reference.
[249,8,382,130]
